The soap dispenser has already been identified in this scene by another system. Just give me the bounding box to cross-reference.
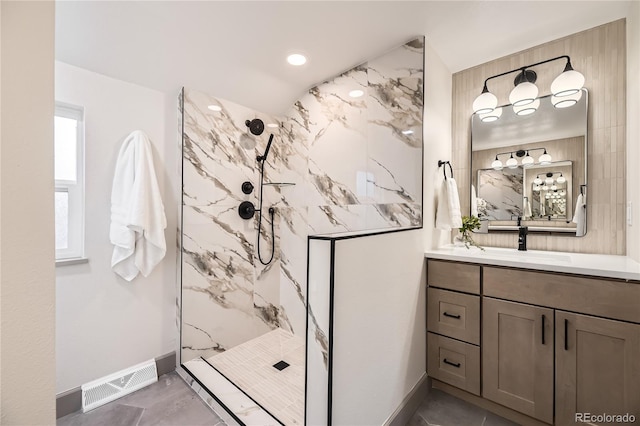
[518,226,528,251]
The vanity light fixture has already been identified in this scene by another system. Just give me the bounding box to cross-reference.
[472,83,498,114]
[506,153,518,169]
[521,151,535,167]
[491,148,549,170]
[509,69,538,107]
[472,55,585,118]
[538,149,552,165]
[491,155,503,170]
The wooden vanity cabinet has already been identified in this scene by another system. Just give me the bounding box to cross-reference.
[482,298,554,424]
[426,258,640,426]
[555,311,640,425]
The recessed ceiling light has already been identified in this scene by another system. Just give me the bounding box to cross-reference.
[287,54,306,66]
[207,105,222,112]
[401,130,414,135]
[266,123,279,128]
[348,89,364,98]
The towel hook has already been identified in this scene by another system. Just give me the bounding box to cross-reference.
[438,160,453,179]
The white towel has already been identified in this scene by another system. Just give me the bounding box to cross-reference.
[435,178,463,230]
[435,180,451,230]
[110,131,167,281]
[524,198,532,218]
[572,193,586,237]
[471,185,478,217]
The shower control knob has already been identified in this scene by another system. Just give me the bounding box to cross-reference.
[238,201,255,220]
[241,181,254,194]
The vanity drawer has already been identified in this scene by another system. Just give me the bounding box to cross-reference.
[427,288,480,344]
[427,259,480,294]
[483,266,640,323]
[427,332,480,395]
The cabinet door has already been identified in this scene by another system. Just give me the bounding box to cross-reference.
[556,311,640,425]
[483,298,554,424]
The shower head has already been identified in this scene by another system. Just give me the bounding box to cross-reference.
[257,134,274,163]
[245,118,264,136]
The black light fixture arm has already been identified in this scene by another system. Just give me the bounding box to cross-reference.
[482,55,571,89]
[495,147,547,159]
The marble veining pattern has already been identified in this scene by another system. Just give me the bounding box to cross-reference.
[180,38,424,425]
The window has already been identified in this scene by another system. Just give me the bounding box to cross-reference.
[55,102,85,260]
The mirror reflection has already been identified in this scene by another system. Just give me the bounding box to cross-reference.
[471,89,587,235]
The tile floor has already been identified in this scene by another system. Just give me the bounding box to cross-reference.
[57,370,517,426]
[206,328,305,426]
[57,372,225,426]
[407,388,519,426]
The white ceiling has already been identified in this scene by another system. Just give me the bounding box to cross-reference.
[55,1,634,115]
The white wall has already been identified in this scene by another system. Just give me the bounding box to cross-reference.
[627,4,640,262]
[423,39,453,250]
[1,2,56,423]
[332,229,426,425]
[55,62,178,393]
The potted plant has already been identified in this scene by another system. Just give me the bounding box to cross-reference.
[456,215,484,250]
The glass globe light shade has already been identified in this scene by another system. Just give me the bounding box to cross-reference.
[545,177,554,185]
[538,150,552,165]
[521,154,535,167]
[551,184,558,191]
[506,155,518,169]
[534,177,543,185]
[551,69,585,97]
[542,185,549,191]
[533,185,541,192]
[552,90,583,109]
[514,98,540,116]
[473,91,498,115]
[480,107,502,122]
[509,82,538,107]
[557,175,566,184]
[491,157,503,170]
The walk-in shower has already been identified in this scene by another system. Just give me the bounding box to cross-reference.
[178,36,424,426]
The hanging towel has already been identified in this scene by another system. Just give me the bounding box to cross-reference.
[110,130,167,281]
[435,180,452,230]
[471,185,478,217]
[572,193,586,237]
[446,178,463,228]
[524,198,532,218]
[436,178,463,230]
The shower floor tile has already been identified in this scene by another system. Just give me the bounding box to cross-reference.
[206,328,305,426]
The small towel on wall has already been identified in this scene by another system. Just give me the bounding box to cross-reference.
[572,193,586,237]
[524,198,532,218]
[471,185,478,217]
[435,178,463,230]
[110,130,167,281]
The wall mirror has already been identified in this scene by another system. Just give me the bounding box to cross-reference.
[471,89,587,236]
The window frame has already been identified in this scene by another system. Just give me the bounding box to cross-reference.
[55,102,85,261]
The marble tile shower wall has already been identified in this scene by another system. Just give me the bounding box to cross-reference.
[180,38,424,363]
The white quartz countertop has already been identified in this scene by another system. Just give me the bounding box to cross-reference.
[425,246,640,281]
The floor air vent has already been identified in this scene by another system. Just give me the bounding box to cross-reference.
[81,359,158,412]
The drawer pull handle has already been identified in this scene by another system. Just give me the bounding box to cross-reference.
[564,319,569,351]
[541,314,546,345]
[443,359,461,368]
[443,312,461,319]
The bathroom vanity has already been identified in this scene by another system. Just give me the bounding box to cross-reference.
[425,247,640,426]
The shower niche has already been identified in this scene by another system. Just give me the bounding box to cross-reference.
[178,37,424,425]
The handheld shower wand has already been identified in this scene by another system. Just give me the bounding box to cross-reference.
[257,134,274,163]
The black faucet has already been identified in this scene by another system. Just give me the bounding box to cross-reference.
[518,226,528,251]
